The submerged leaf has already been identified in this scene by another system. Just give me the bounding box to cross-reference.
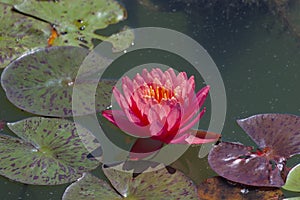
[62,173,120,200]
[0,117,100,185]
[1,46,115,117]
[0,3,50,68]
[14,0,128,49]
[282,164,300,192]
[208,113,300,187]
[198,176,284,200]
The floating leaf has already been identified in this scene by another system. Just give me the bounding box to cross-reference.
[14,0,129,49]
[0,3,50,68]
[282,164,300,192]
[64,161,198,199]
[0,0,22,5]
[99,26,135,53]
[62,173,120,200]
[1,46,115,117]
[208,113,300,187]
[198,176,284,200]
[102,161,199,199]
[0,117,100,185]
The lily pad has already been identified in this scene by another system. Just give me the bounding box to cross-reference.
[62,173,121,200]
[282,164,300,192]
[63,161,198,199]
[102,161,199,199]
[1,46,116,117]
[0,3,50,68]
[0,117,100,185]
[14,0,129,49]
[208,113,300,187]
[0,0,23,5]
[198,176,284,200]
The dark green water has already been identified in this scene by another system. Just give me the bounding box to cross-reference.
[1,0,300,199]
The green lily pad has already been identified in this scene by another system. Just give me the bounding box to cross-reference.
[0,0,23,5]
[1,46,115,117]
[14,0,129,49]
[103,161,199,199]
[62,173,120,200]
[63,161,198,199]
[0,3,50,68]
[0,117,100,185]
[282,164,300,192]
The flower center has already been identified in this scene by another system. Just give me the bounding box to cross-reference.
[142,84,174,103]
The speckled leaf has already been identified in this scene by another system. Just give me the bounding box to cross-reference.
[0,117,101,185]
[101,26,135,53]
[282,164,300,192]
[208,113,300,187]
[0,0,23,5]
[237,114,300,158]
[14,0,128,49]
[1,46,115,117]
[0,3,50,68]
[62,173,121,200]
[103,161,199,199]
[198,176,284,200]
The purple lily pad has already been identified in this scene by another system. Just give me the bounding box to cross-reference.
[1,46,115,117]
[208,113,300,187]
[0,117,101,185]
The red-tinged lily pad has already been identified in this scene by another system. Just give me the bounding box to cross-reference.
[0,3,50,68]
[0,117,101,185]
[13,0,132,50]
[1,46,115,117]
[64,161,198,199]
[282,164,300,192]
[198,176,284,200]
[208,113,300,187]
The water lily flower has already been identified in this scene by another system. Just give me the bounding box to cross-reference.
[102,68,220,158]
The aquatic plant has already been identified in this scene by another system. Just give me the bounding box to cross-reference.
[0,117,100,185]
[102,68,220,158]
[208,113,300,187]
[1,46,115,117]
[282,163,300,192]
[62,161,199,199]
[0,0,133,69]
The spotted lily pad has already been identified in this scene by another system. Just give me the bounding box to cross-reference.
[208,113,300,187]
[0,0,23,5]
[14,0,129,49]
[0,3,50,68]
[0,117,100,185]
[62,173,121,200]
[1,46,115,117]
[63,161,199,199]
[282,164,300,192]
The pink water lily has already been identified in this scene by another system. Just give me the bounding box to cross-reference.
[102,68,220,158]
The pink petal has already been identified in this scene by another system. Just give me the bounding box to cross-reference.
[169,129,221,144]
[179,108,206,134]
[129,138,164,160]
[102,110,151,138]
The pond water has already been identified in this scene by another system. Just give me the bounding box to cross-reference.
[1,0,300,199]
